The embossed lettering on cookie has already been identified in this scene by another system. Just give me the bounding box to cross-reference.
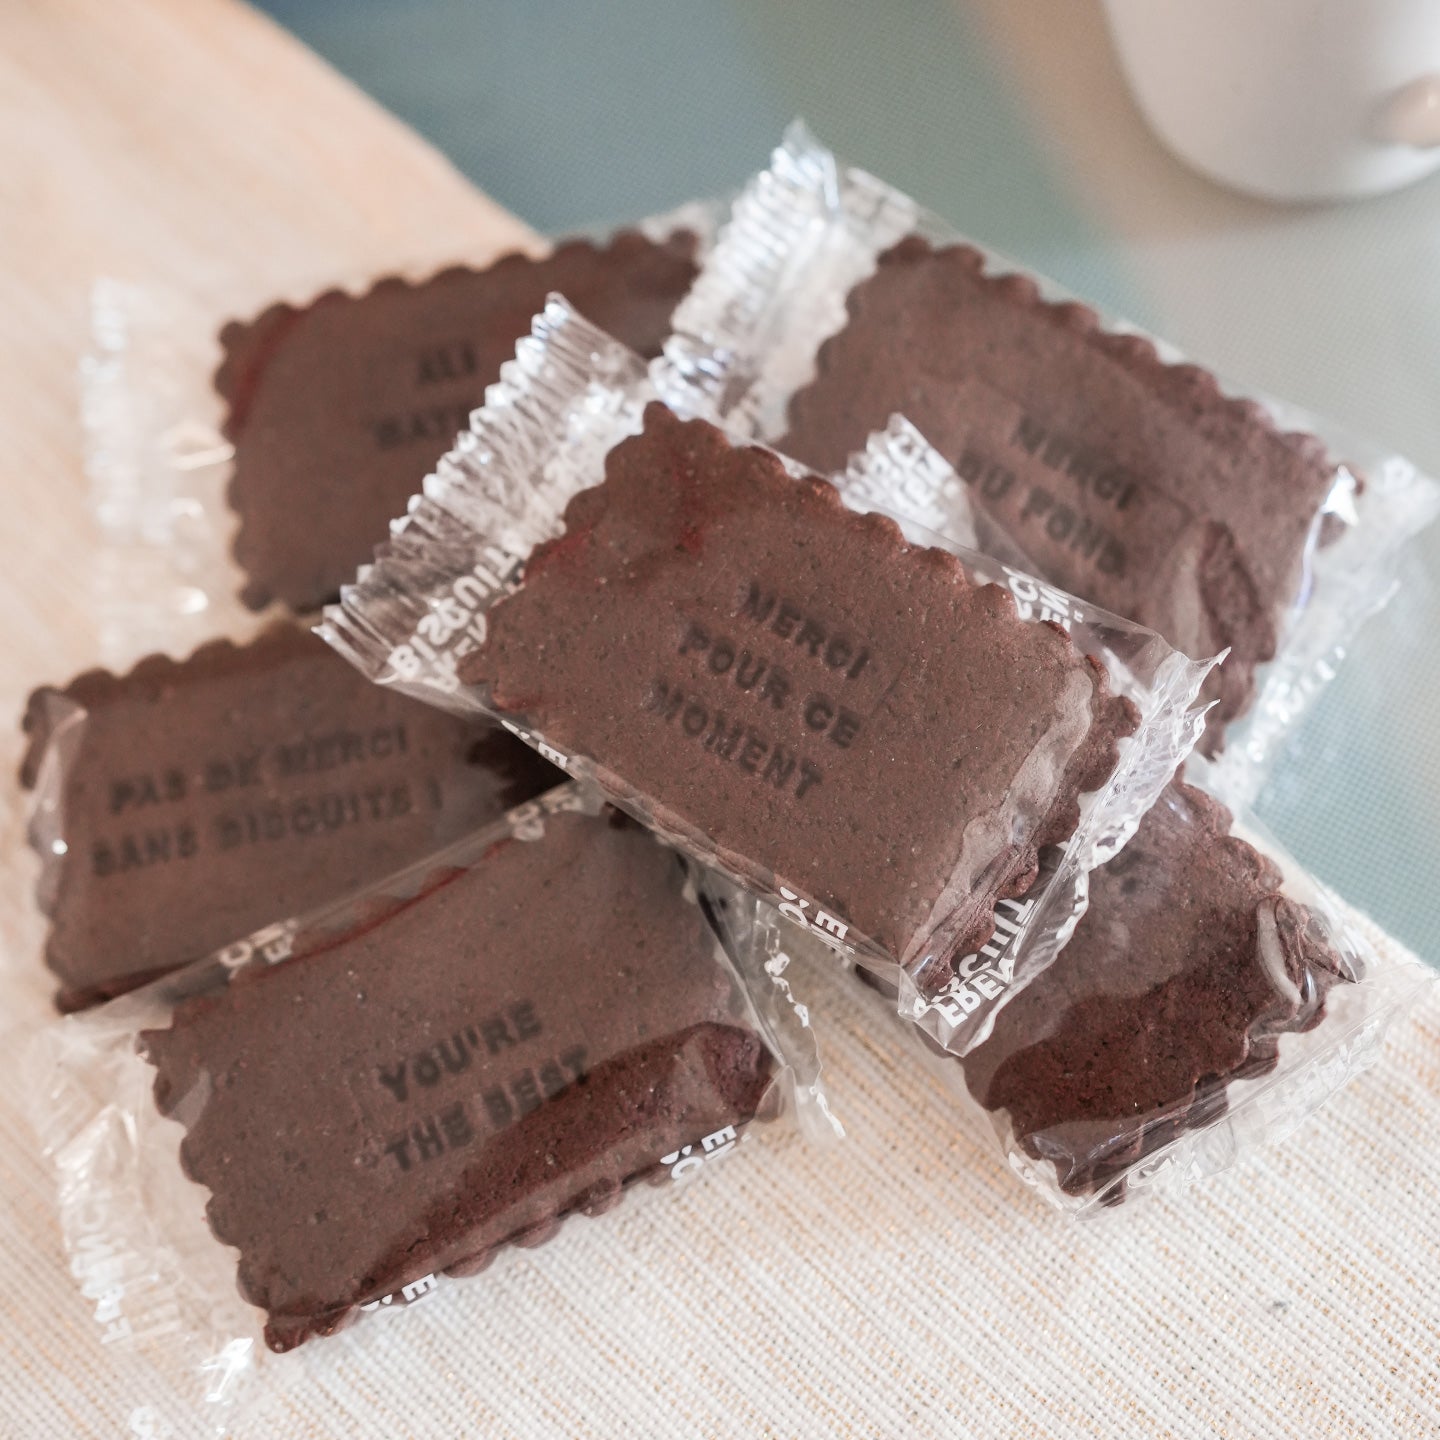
[221,230,700,614]
[778,237,1345,748]
[460,402,1138,991]
[140,806,780,1353]
[19,623,561,1011]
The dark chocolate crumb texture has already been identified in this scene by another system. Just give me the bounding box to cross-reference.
[142,808,776,1352]
[221,229,699,613]
[21,623,560,1011]
[459,402,1138,987]
[960,778,1350,1200]
[778,237,1343,744]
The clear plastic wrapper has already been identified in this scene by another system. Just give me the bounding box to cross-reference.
[659,125,1440,765]
[18,620,563,1011]
[321,298,1214,1004]
[32,784,831,1431]
[81,204,721,665]
[952,766,1431,1211]
[765,764,1432,1214]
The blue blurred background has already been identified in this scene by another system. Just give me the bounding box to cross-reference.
[256,1,1135,308]
[259,0,1440,962]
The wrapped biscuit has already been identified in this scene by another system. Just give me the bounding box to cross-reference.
[778,771,1431,1212]
[20,621,561,1010]
[321,299,1214,1015]
[34,786,829,1427]
[658,126,1440,764]
[82,211,713,664]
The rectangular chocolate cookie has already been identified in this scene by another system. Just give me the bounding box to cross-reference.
[460,401,1138,990]
[141,808,777,1352]
[21,623,560,1010]
[778,237,1344,744]
[956,778,1350,1202]
[221,230,699,613]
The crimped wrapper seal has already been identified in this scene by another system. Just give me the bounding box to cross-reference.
[32,783,831,1432]
[322,299,1214,999]
[660,124,1440,765]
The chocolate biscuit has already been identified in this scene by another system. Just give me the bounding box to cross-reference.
[222,229,699,612]
[21,623,560,1010]
[961,779,1349,1199]
[142,808,776,1352]
[460,402,1137,987]
[779,237,1343,744]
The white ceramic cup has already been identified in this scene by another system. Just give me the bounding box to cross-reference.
[1101,0,1440,201]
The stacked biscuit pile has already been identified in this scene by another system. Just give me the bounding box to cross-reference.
[22,137,1434,1385]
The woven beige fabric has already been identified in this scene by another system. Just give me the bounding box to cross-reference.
[3,804,1438,1439]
